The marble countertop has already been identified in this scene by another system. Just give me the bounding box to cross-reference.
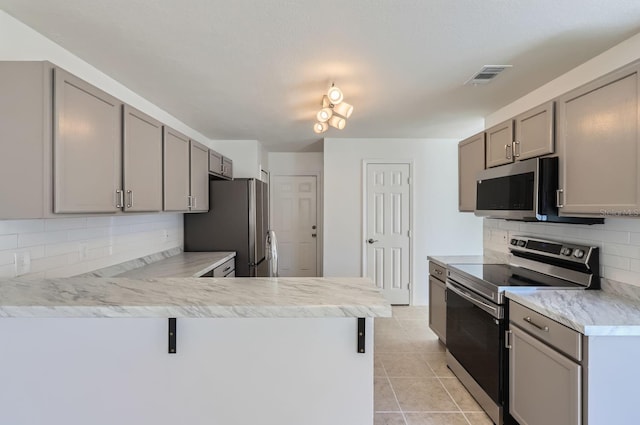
[428,255,488,267]
[0,276,391,319]
[506,290,640,336]
[115,252,236,278]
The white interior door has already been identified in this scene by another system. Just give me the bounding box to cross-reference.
[365,163,411,304]
[271,175,318,277]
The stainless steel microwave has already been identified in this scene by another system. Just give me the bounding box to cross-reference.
[475,157,603,224]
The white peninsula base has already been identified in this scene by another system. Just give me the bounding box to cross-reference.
[0,317,374,425]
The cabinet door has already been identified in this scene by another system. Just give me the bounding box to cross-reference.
[209,150,223,176]
[53,68,122,213]
[458,132,485,211]
[222,157,233,179]
[189,141,209,212]
[515,101,554,161]
[428,276,446,343]
[163,127,190,212]
[123,105,163,212]
[557,63,640,216]
[509,325,581,425]
[0,61,49,219]
[485,120,514,168]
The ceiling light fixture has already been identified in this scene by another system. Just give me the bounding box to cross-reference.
[313,83,354,134]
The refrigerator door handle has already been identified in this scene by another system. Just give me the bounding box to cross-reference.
[266,229,278,277]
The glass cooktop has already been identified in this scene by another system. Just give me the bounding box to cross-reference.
[449,263,582,290]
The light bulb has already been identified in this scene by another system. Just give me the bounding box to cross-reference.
[313,121,328,134]
[332,101,353,119]
[327,86,344,104]
[316,108,333,123]
[328,115,346,130]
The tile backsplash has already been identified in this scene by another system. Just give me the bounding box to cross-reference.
[484,218,640,288]
[0,214,183,278]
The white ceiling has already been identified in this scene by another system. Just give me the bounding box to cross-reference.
[3,1,640,152]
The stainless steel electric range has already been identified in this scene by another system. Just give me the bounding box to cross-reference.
[445,236,599,425]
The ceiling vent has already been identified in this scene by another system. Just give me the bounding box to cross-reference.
[465,65,512,85]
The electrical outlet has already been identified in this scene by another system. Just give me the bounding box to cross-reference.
[14,251,31,276]
[162,230,169,241]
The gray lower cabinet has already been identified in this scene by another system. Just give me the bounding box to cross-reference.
[163,127,190,212]
[556,61,640,217]
[428,261,447,344]
[123,105,163,212]
[200,257,236,277]
[507,301,640,425]
[53,67,123,213]
[509,323,581,425]
[189,141,209,212]
[458,132,485,212]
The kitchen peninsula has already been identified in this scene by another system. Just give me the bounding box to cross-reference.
[0,268,390,425]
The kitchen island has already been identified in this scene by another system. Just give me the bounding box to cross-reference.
[0,275,390,425]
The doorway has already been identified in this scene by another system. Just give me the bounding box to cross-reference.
[271,175,319,276]
[363,162,412,304]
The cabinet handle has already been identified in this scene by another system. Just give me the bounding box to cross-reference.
[187,196,192,209]
[193,196,197,209]
[514,140,521,157]
[505,329,513,349]
[223,266,231,272]
[504,144,512,160]
[523,316,549,332]
[126,190,133,209]
[556,189,564,208]
[116,190,124,208]
[435,269,443,275]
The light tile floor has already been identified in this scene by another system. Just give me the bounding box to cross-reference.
[374,306,494,425]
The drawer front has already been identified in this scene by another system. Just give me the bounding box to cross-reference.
[213,258,235,277]
[509,301,582,361]
[429,262,446,282]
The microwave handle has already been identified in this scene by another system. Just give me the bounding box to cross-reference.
[556,189,564,208]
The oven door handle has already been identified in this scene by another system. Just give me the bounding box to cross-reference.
[447,281,503,319]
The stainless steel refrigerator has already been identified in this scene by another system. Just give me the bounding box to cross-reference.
[184,178,277,277]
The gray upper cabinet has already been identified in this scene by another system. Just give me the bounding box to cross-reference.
[222,157,233,179]
[0,61,51,219]
[163,127,190,212]
[514,101,555,161]
[458,132,485,212]
[556,61,640,216]
[209,150,223,175]
[189,140,209,212]
[485,120,514,168]
[123,106,163,212]
[53,67,122,213]
[209,149,233,180]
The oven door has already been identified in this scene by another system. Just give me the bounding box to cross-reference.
[446,280,505,405]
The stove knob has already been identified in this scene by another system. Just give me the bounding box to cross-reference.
[517,240,526,247]
[563,248,573,256]
[574,249,585,259]
[510,238,518,246]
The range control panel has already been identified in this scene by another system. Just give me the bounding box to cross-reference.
[509,236,596,265]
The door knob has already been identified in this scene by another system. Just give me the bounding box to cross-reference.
[367,238,379,244]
